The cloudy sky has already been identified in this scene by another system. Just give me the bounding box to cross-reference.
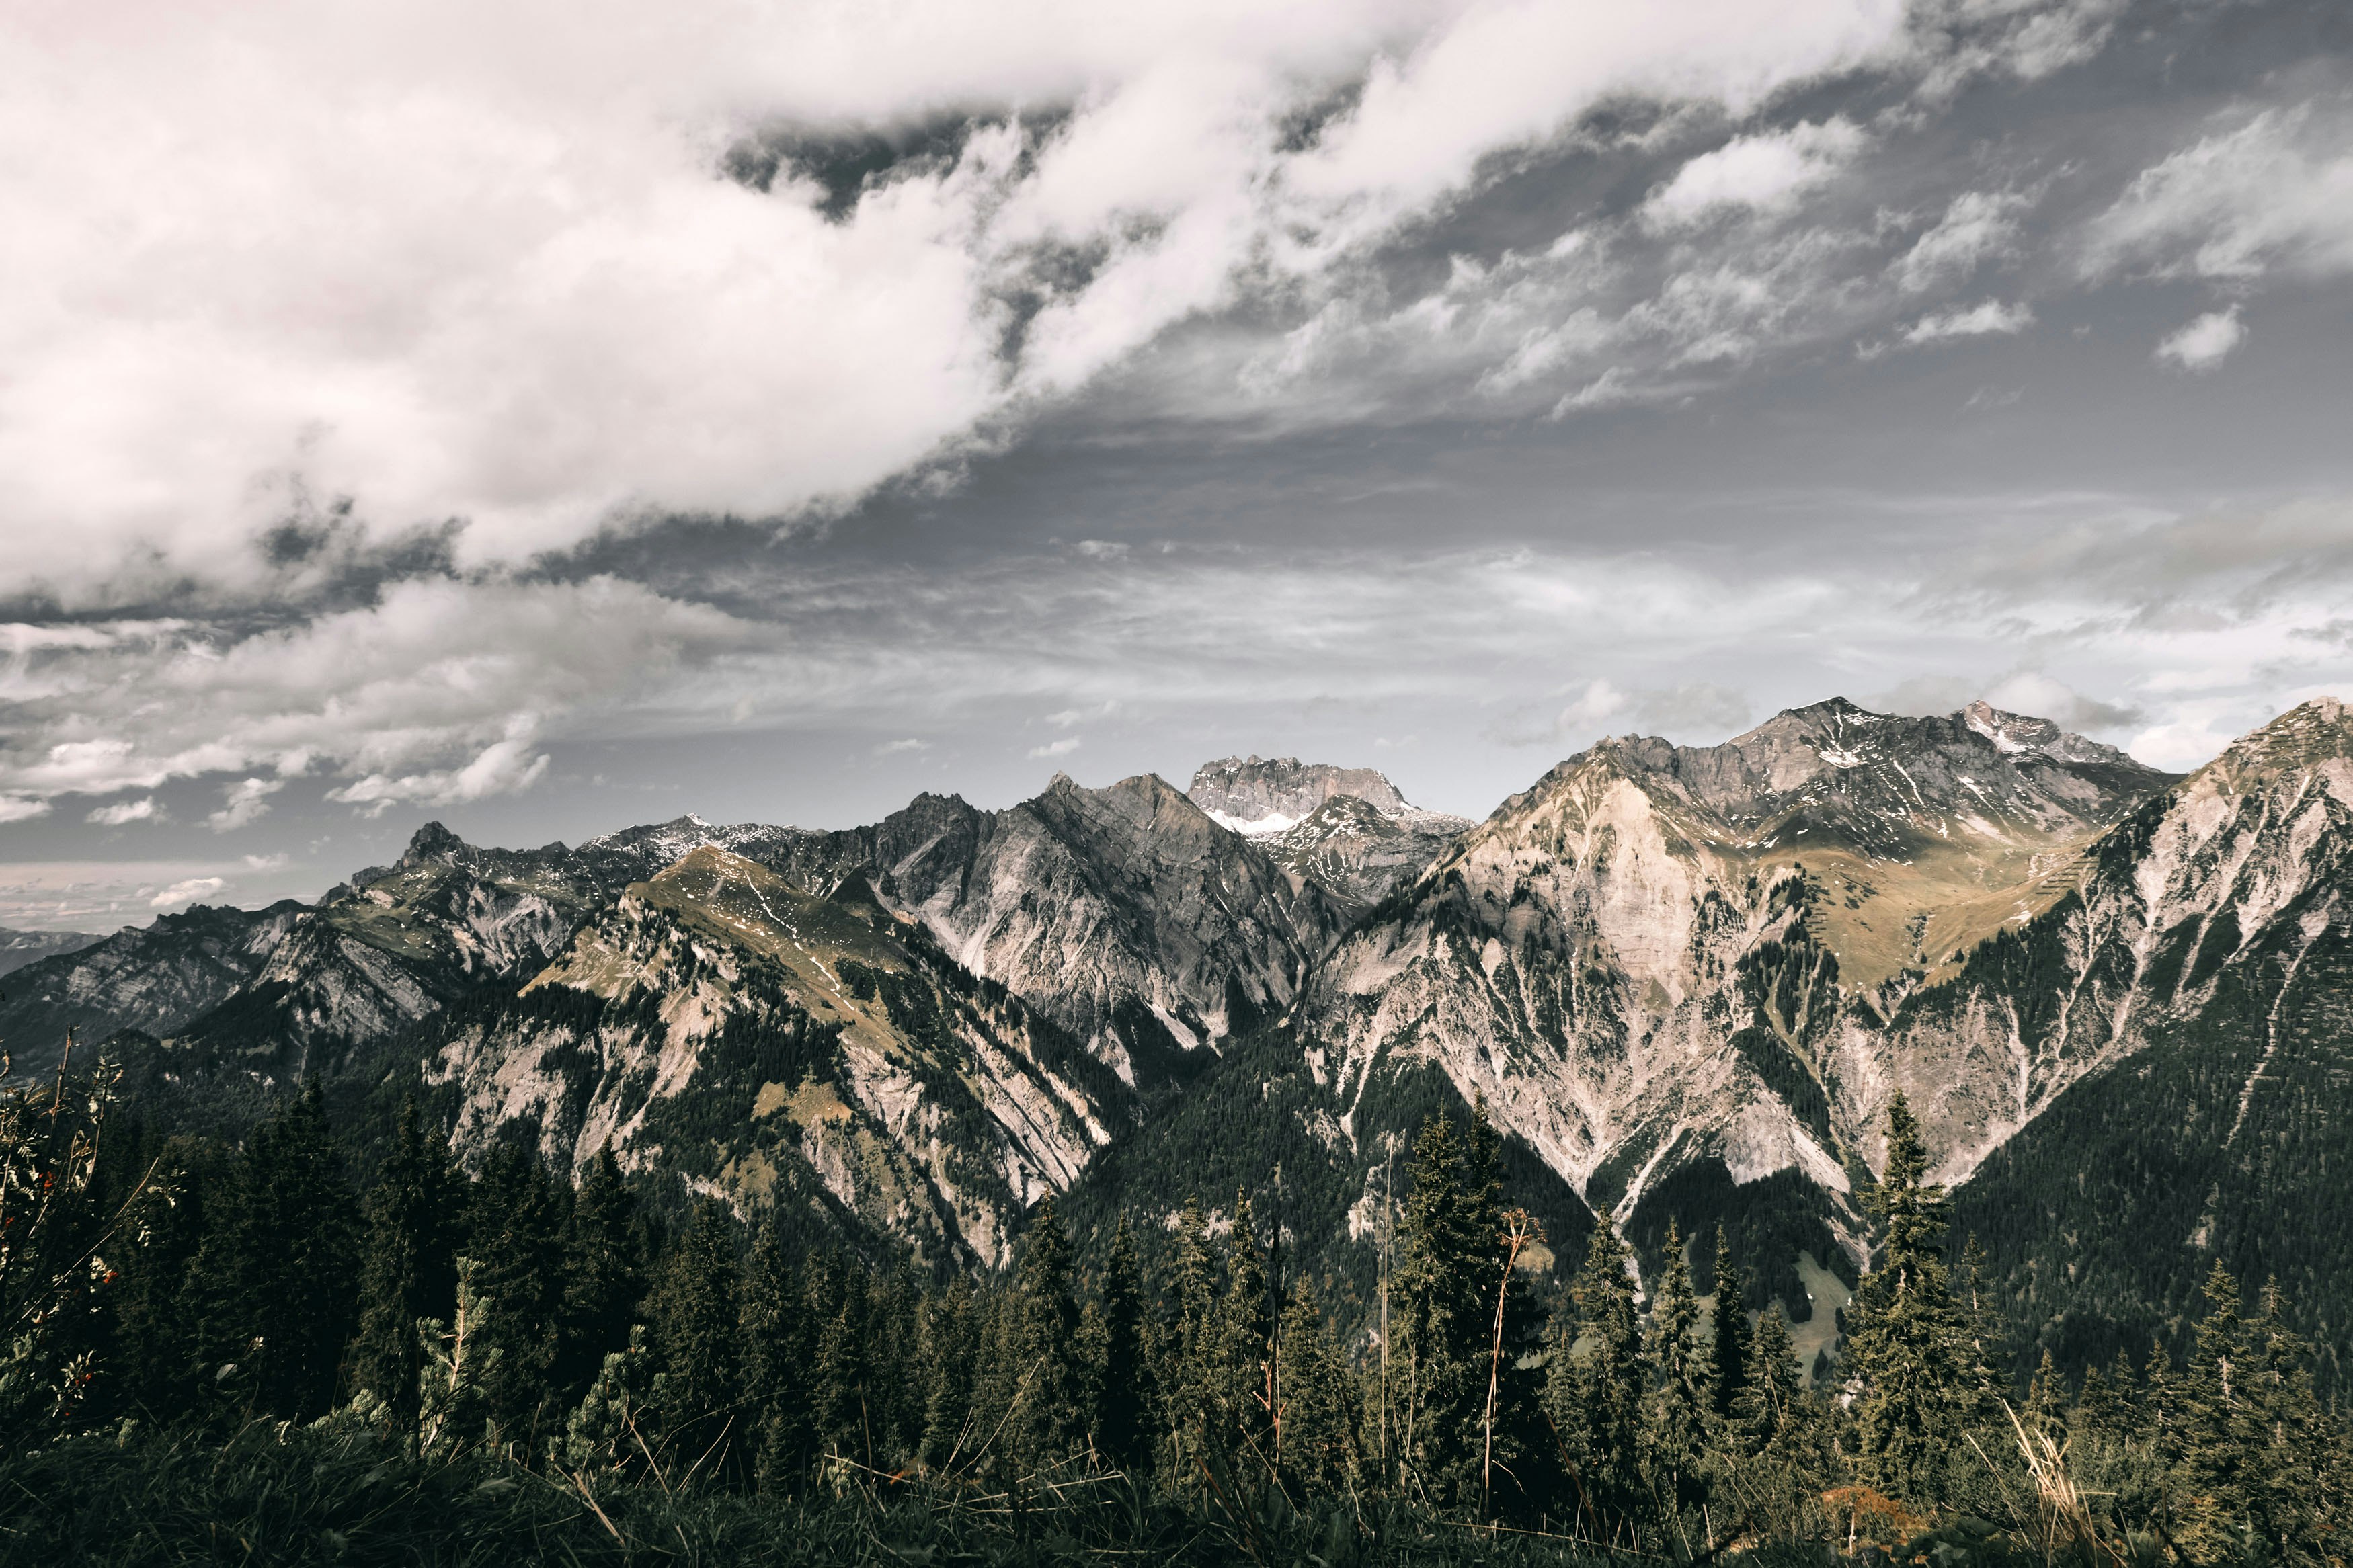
[3,0,2351,928]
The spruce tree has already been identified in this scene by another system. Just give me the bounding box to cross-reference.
[464,1141,571,1440]
[1095,1215,1154,1476]
[2171,1260,2249,1565]
[559,1142,643,1401]
[1706,1225,1750,1428]
[1275,1283,1360,1496]
[1003,1198,1085,1476]
[188,1081,358,1421]
[647,1198,745,1476]
[350,1098,464,1421]
[1545,1214,1646,1542]
[2241,1280,2332,1561]
[1644,1221,1708,1520]
[740,1218,809,1489]
[1845,1093,1967,1508]
[918,1278,980,1471]
[1393,1114,1486,1508]
[1221,1192,1275,1469]
[1162,1194,1224,1480]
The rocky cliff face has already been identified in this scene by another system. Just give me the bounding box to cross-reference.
[1260,796,1475,917]
[0,903,308,1077]
[838,775,1347,1087]
[1189,755,1414,833]
[424,846,1129,1267]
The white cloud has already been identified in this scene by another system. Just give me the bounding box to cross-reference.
[327,715,550,815]
[1556,677,1632,731]
[1643,119,1867,227]
[0,796,51,825]
[150,877,227,910]
[2155,306,2245,372]
[87,797,161,825]
[1901,298,2034,343]
[873,738,930,756]
[0,0,1931,604]
[2081,106,2353,283]
[242,853,292,872]
[209,778,285,833]
[1028,736,1083,759]
[1896,189,2027,292]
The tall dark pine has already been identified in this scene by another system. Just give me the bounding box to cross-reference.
[350,1098,464,1420]
[1546,1214,1646,1540]
[1003,1197,1085,1474]
[741,1218,811,1489]
[1644,1221,1707,1517]
[648,1198,746,1473]
[559,1141,644,1400]
[1095,1215,1153,1475]
[1706,1225,1750,1427]
[190,1081,359,1422]
[464,1141,572,1437]
[1844,1093,1967,1508]
[1393,1114,1486,1508]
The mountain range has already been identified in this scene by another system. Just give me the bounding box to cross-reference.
[4,697,2348,1383]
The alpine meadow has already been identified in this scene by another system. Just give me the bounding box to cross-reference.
[7,1,2353,1565]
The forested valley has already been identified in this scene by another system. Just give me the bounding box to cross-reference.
[4,1059,2345,1568]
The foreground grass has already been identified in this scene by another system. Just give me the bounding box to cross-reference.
[0,1421,1673,1568]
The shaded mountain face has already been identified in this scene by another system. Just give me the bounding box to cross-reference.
[0,926,103,979]
[1943,697,2353,1375]
[160,822,621,1082]
[0,903,308,1077]
[425,845,1129,1268]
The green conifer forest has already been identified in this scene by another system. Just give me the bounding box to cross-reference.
[4,1059,2346,1567]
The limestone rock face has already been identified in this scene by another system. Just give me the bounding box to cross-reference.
[1259,796,1477,917]
[1285,698,2191,1266]
[426,846,1125,1268]
[846,774,1348,1086]
[1189,755,1414,833]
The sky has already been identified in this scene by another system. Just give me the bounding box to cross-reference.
[3,0,2352,929]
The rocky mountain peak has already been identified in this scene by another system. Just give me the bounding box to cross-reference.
[399,821,473,867]
[2201,696,2353,789]
[1187,755,1412,835]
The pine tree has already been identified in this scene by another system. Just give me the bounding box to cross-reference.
[555,1324,654,1478]
[1735,1305,1802,1455]
[740,1218,810,1490]
[1275,1283,1360,1496]
[1007,1203,1087,1485]
[1644,1221,1708,1520]
[188,1081,358,1421]
[2171,1260,2249,1565]
[1095,1215,1154,1476]
[350,1098,463,1421]
[1221,1192,1275,1469]
[1706,1225,1750,1428]
[1392,1113,1487,1508]
[1845,1092,1968,1508]
[1546,1214,1646,1542]
[416,1254,501,1456]
[647,1198,745,1477]
[559,1142,643,1401]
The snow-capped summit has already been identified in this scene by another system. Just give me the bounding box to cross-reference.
[1187,755,1414,835]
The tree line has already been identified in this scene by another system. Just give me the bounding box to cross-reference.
[4,1057,2348,1565]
